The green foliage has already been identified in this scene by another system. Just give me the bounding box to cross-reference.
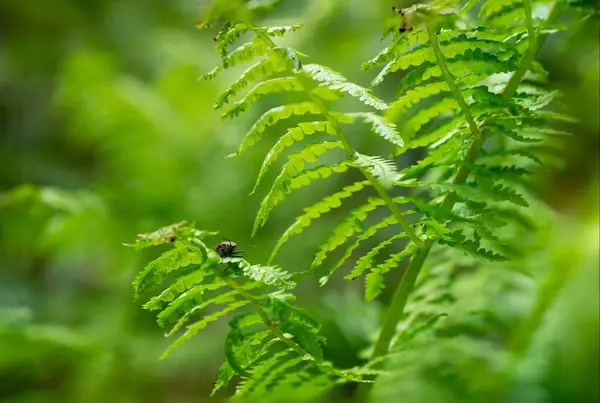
[127,222,372,399]
[126,0,587,401]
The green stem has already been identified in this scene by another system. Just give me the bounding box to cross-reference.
[425,23,483,140]
[357,4,560,400]
[223,276,310,359]
[253,26,423,248]
[308,93,424,248]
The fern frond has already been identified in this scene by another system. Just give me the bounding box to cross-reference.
[162,299,250,359]
[222,77,305,119]
[361,30,430,71]
[352,113,404,146]
[310,197,387,271]
[302,63,388,109]
[320,215,408,286]
[223,257,296,290]
[132,241,218,299]
[430,181,529,208]
[354,153,401,189]
[372,36,516,86]
[439,230,508,262]
[365,243,419,301]
[252,122,336,192]
[124,221,217,250]
[388,81,450,118]
[233,102,324,156]
[398,49,516,93]
[259,24,304,37]
[215,57,289,108]
[345,234,408,281]
[402,97,459,135]
[269,181,371,263]
[162,287,253,335]
[331,82,389,110]
[253,159,354,236]
[202,37,269,81]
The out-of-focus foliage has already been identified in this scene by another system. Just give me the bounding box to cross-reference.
[0,0,597,402]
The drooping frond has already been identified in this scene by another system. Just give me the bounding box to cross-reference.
[128,222,370,399]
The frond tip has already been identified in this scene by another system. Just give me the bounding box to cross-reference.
[354,153,401,189]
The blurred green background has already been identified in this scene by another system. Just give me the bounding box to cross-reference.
[0,0,598,402]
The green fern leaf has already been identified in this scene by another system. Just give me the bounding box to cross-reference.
[400,136,461,177]
[201,37,269,81]
[480,0,518,18]
[440,230,508,262]
[408,117,468,150]
[213,23,248,58]
[252,122,336,192]
[311,197,388,271]
[215,57,288,108]
[365,243,418,301]
[233,102,323,156]
[124,221,216,250]
[431,182,529,207]
[327,82,388,110]
[320,215,408,286]
[388,81,450,119]
[235,349,294,396]
[346,233,408,281]
[354,153,401,189]
[269,181,371,263]
[302,63,388,109]
[301,63,347,84]
[132,242,218,299]
[373,37,515,86]
[253,159,354,236]
[398,49,515,93]
[402,97,460,137]
[163,284,259,334]
[143,271,208,311]
[352,113,404,146]
[223,257,297,290]
[259,24,304,37]
[161,299,250,359]
[224,313,270,378]
[362,30,430,72]
[222,77,305,119]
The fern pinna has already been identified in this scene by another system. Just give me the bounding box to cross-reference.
[126,221,372,400]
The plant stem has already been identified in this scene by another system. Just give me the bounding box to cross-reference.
[357,4,559,400]
[223,276,310,359]
[425,23,483,140]
[253,27,423,248]
[307,93,424,248]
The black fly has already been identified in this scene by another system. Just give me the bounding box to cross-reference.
[213,239,244,258]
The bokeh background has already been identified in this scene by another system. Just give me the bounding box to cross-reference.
[0,0,598,402]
